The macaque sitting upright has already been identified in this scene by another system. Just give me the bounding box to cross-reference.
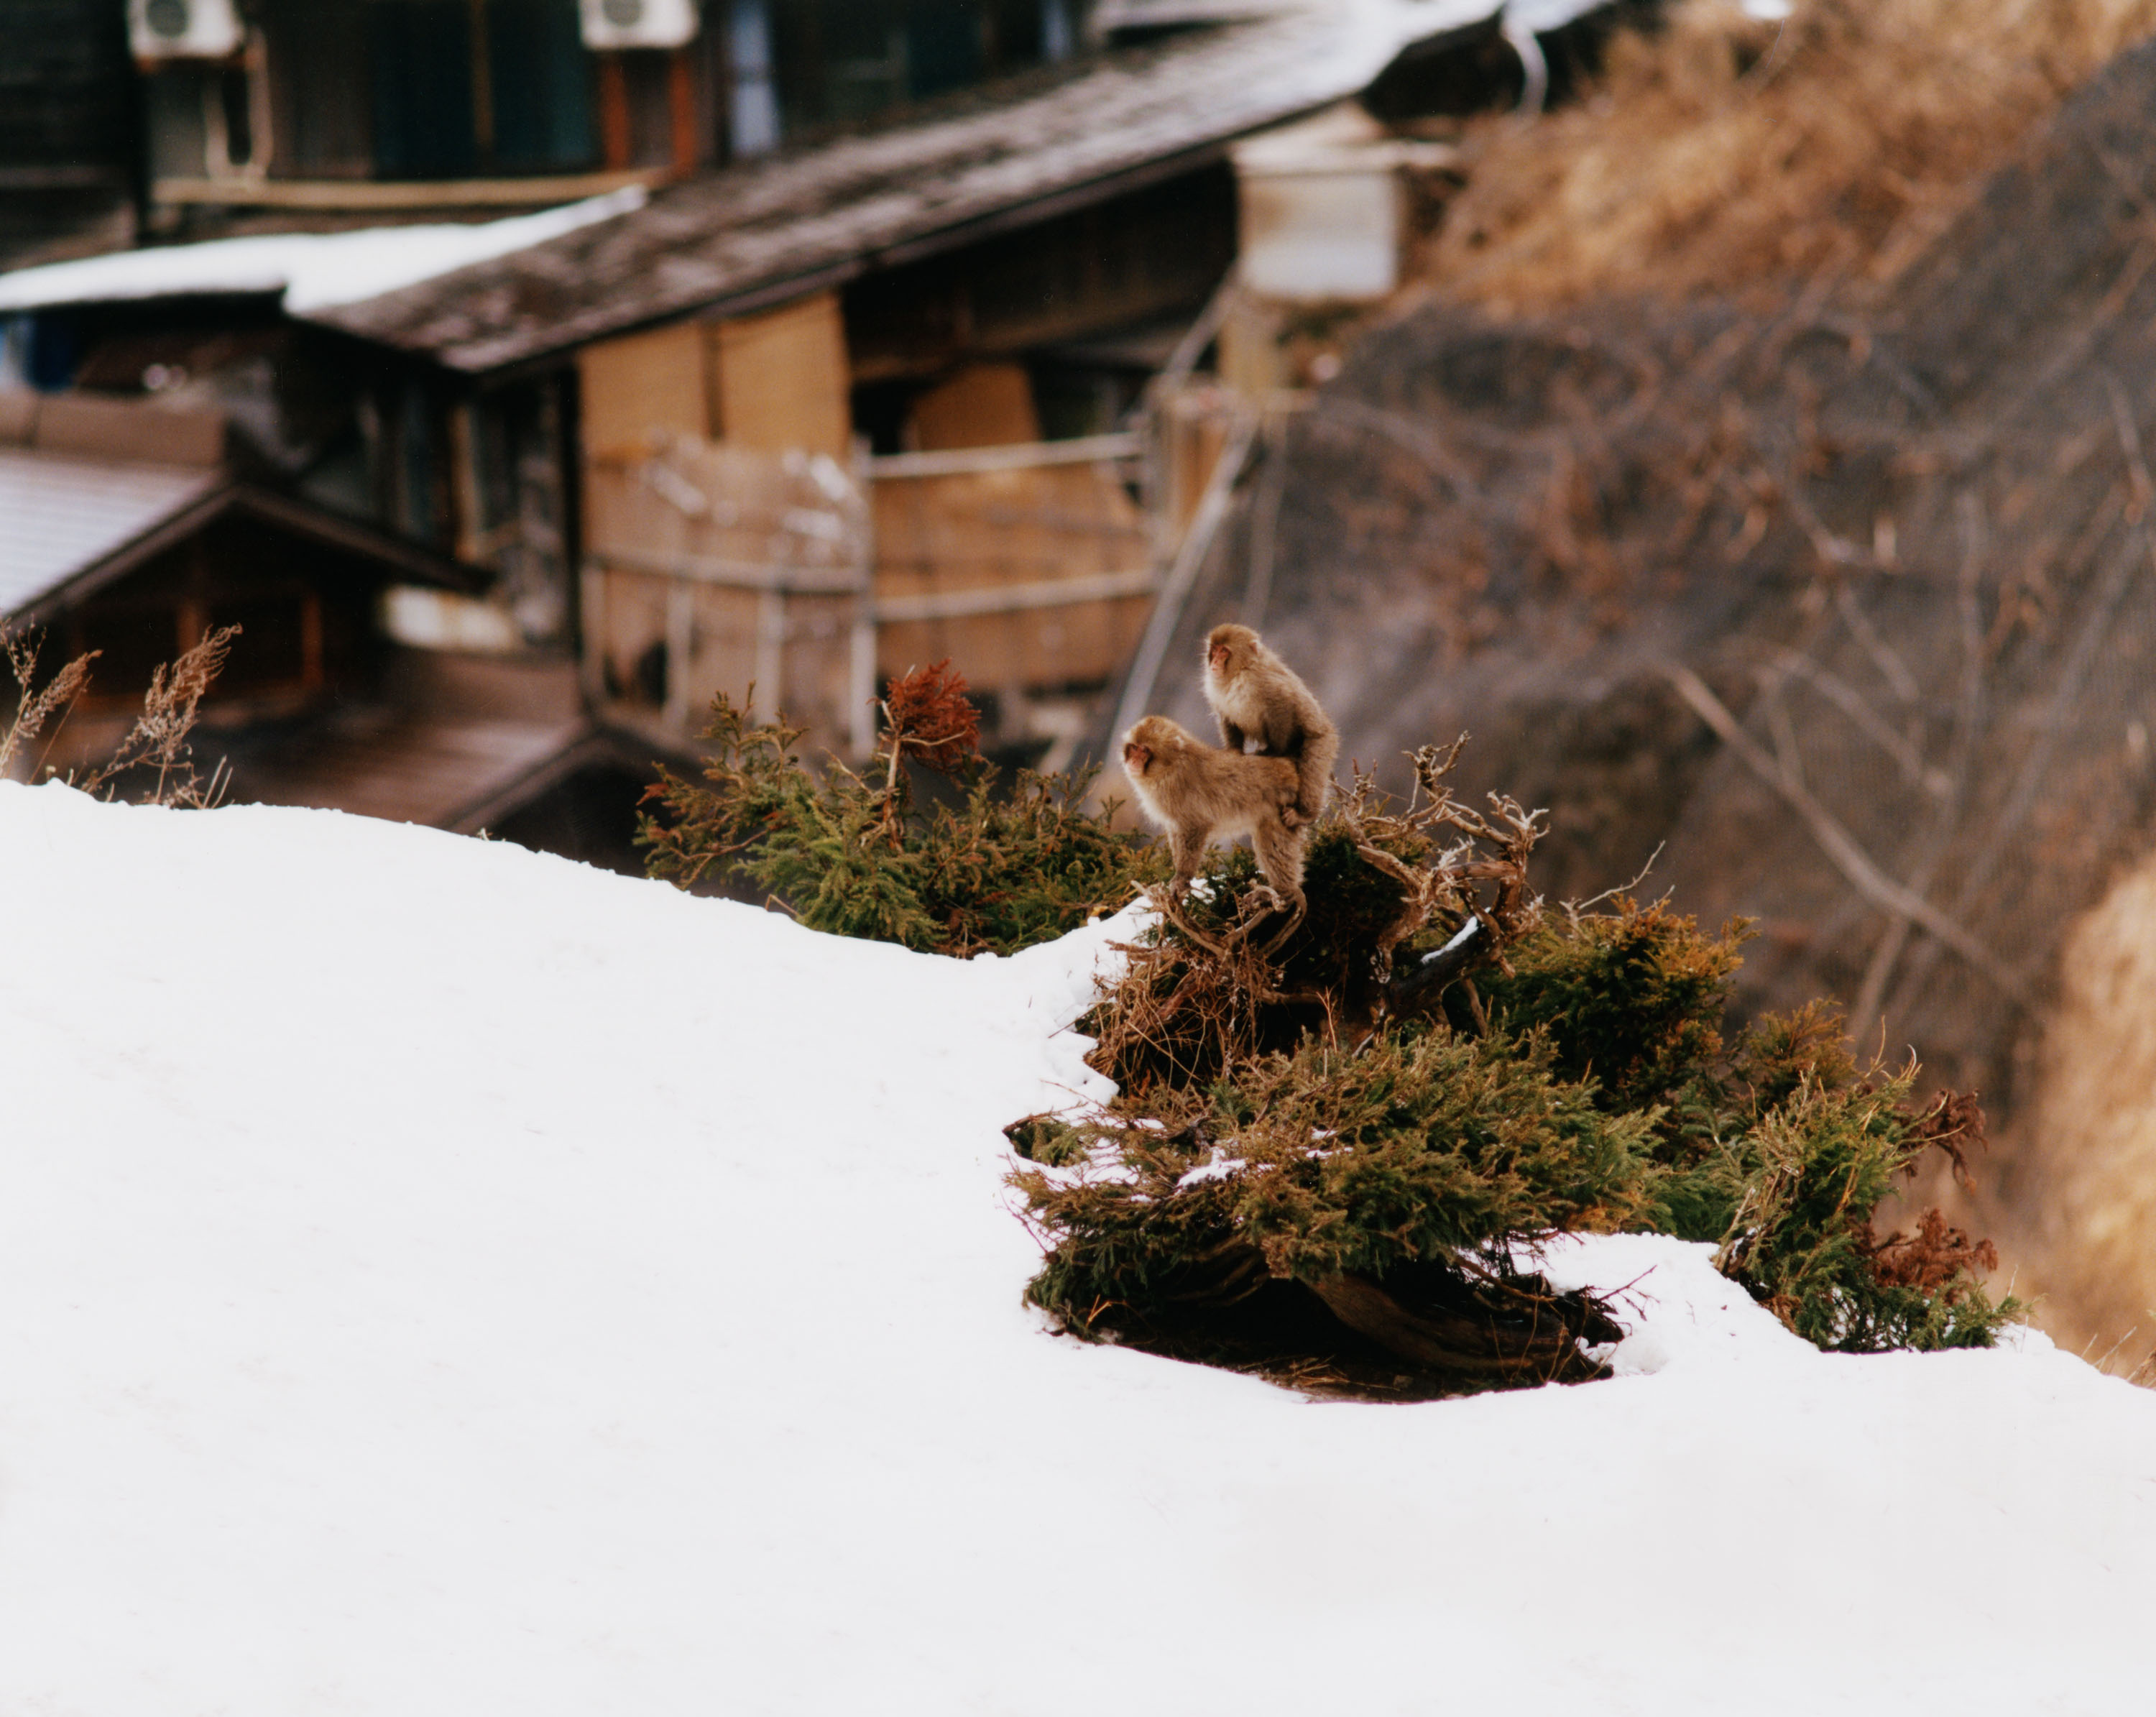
[1202,623,1340,827]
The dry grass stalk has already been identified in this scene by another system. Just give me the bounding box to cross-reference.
[1414,0,2156,313]
[76,624,241,808]
[0,627,99,778]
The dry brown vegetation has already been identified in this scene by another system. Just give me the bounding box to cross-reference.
[2021,854,2156,1355]
[1414,0,2156,312]
[1150,0,2156,1364]
[1,624,240,809]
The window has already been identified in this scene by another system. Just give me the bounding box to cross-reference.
[265,0,598,180]
[772,1,1057,138]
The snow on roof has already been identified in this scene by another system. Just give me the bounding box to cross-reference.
[1,781,2151,1713]
[0,447,221,618]
[0,187,648,318]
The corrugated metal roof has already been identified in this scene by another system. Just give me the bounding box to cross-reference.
[0,448,221,618]
[303,1,1504,374]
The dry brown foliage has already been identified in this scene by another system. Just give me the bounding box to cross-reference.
[880,659,982,777]
[1,627,98,779]
[4,624,240,808]
[1414,0,2156,312]
[1089,736,1545,1094]
[1861,1205,2001,1294]
[76,624,241,807]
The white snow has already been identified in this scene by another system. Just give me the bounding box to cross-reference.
[1,781,2151,1714]
[0,188,647,316]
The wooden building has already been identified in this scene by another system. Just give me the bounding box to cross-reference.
[2,1,1600,855]
[131,0,1092,229]
[0,385,609,842]
[0,0,139,270]
[285,4,1485,760]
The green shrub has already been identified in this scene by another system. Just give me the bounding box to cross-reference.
[640,670,1164,957]
[635,681,2015,1388]
[1016,1023,1655,1316]
[1708,1077,2009,1352]
[1027,858,2016,1389]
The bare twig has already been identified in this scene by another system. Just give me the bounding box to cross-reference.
[1664,660,2026,1001]
[1570,842,1666,916]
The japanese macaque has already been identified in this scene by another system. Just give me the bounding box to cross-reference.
[1120,714,1307,913]
[1202,623,1339,827]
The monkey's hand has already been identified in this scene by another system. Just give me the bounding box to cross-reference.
[1279,806,1306,829]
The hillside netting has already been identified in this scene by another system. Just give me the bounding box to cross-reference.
[1148,30,2156,1160]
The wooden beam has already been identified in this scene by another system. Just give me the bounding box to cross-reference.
[586,547,865,596]
[872,568,1153,623]
[867,433,1139,481]
[151,170,665,210]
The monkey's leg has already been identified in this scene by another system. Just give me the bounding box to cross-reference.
[1169,827,1211,894]
[1252,820,1307,919]
[1296,728,1341,824]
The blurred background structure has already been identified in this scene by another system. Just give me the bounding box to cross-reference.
[10,0,2156,1353]
[2,0,1600,853]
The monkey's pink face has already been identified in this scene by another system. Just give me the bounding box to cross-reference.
[1208,644,1233,677]
[1122,740,1153,775]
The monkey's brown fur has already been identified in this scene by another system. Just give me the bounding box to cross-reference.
[1121,714,1307,913]
[1202,623,1340,826]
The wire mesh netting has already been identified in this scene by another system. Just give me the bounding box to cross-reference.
[1148,34,2156,1136]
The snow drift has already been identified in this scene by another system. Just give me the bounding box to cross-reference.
[1,782,2150,1713]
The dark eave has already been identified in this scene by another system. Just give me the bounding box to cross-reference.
[12,483,487,628]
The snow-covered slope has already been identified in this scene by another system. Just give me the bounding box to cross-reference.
[1,783,2150,1715]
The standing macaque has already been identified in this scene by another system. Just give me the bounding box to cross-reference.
[1120,715,1307,913]
[1202,623,1340,827]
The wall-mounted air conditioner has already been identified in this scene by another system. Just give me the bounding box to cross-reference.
[128,0,244,60]
[578,0,703,50]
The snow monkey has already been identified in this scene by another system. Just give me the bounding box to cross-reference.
[1202,623,1340,827]
[1120,715,1307,913]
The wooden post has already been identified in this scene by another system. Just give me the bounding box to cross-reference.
[469,0,496,158]
[849,436,876,759]
[579,565,609,706]
[664,576,693,735]
[448,401,483,565]
[669,47,700,172]
[596,56,633,171]
[300,592,325,690]
[755,586,785,722]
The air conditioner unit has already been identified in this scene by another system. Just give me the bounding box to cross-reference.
[128,0,244,60]
[579,0,702,51]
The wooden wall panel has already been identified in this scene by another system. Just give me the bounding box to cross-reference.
[877,594,1149,694]
[594,566,670,702]
[709,292,851,458]
[872,458,1148,688]
[907,362,1041,451]
[872,463,1145,599]
[680,581,764,715]
[576,321,710,459]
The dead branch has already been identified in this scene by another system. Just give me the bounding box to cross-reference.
[1664,661,2027,1003]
